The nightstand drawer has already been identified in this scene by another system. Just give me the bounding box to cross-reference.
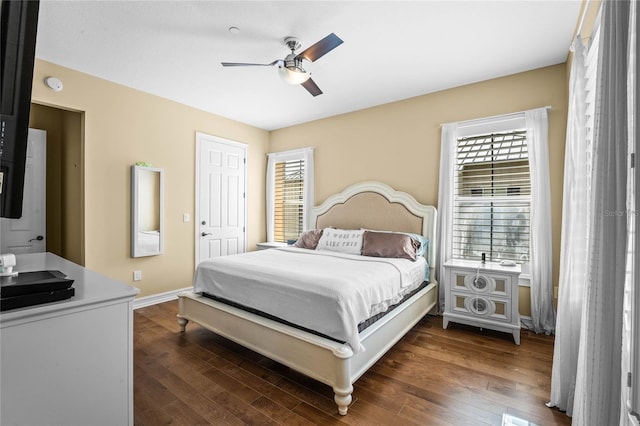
[451,292,511,322]
[450,271,512,297]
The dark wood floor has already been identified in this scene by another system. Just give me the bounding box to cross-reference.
[134,300,571,425]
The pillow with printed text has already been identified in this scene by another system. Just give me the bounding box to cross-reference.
[315,228,364,255]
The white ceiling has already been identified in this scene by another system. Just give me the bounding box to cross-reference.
[35,1,582,131]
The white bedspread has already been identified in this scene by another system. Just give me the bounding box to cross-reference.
[193,247,426,353]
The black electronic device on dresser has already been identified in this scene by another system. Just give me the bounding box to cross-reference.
[1,270,75,311]
[0,0,40,219]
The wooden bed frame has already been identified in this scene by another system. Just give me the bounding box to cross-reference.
[177,181,438,415]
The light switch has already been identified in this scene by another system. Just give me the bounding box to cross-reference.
[183,213,190,222]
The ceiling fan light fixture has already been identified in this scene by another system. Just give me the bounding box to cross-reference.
[221,33,342,95]
[278,65,310,84]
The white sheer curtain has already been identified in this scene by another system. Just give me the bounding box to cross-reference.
[573,0,630,423]
[436,123,457,310]
[548,35,589,416]
[548,0,632,423]
[526,108,556,334]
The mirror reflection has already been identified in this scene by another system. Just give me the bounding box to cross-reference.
[132,165,163,257]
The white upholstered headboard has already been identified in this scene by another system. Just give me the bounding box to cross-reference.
[309,181,437,273]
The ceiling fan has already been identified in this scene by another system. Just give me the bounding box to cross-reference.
[221,33,343,97]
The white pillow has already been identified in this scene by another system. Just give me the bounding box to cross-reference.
[316,228,364,255]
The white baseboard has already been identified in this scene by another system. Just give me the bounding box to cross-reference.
[133,287,191,310]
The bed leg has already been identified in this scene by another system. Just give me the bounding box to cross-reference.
[177,317,189,332]
[333,385,353,416]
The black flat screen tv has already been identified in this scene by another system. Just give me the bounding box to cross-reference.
[0,0,39,219]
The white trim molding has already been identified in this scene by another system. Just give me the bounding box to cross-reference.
[134,287,191,310]
[266,147,314,243]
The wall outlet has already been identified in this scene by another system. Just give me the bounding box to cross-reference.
[133,270,142,281]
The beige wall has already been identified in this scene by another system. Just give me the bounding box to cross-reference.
[271,64,569,317]
[29,59,568,310]
[30,59,269,297]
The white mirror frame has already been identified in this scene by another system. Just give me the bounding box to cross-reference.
[131,165,164,257]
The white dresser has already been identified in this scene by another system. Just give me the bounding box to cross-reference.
[443,259,521,344]
[0,253,139,426]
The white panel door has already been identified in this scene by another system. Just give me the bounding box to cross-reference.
[196,132,246,265]
[0,129,46,254]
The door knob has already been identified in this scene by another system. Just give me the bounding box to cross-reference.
[201,232,212,237]
[29,235,44,242]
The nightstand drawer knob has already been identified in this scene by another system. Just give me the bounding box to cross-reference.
[464,296,495,316]
[464,274,496,293]
[473,277,488,290]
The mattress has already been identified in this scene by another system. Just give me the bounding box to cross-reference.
[193,247,427,353]
[202,280,429,341]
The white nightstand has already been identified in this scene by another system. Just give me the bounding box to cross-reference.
[256,241,289,250]
[443,259,521,344]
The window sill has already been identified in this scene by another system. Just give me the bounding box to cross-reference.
[256,242,289,250]
[519,274,531,287]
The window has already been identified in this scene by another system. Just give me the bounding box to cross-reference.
[266,148,314,243]
[453,129,531,264]
[274,158,304,242]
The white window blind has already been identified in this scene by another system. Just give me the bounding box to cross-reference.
[273,158,305,243]
[452,130,531,263]
[266,147,314,244]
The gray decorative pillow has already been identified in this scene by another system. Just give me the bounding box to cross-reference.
[361,230,419,261]
[293,229,324,249]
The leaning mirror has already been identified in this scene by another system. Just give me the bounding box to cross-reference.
[131,165,163,257]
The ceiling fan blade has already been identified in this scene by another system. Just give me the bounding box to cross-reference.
[297,33,343,62]
[301,78,323,97]
[221,60,279,67]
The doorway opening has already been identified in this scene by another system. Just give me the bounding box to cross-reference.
[27,103,84,265]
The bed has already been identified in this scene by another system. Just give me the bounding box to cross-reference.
[177,181,438,415]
